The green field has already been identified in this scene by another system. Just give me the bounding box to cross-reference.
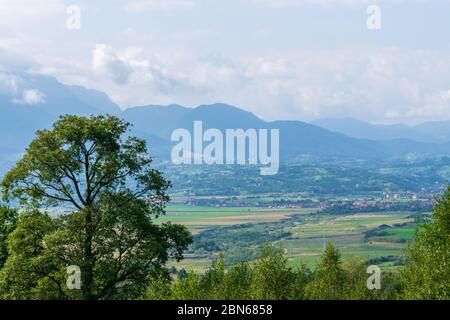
[278,212,414,268]
[165,205,271,212]
[164,206,426,272]
[160,205,312,233]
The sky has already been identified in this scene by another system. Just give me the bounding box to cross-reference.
[1,0,450,124]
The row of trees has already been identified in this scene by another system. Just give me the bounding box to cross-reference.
[0,114,448,299]
[147,244,397,300]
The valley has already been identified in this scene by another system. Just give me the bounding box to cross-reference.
[163,194,427,273]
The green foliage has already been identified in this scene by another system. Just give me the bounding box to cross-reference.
[0,206,18,268]
[0,115,192,300]
[341,258,384,300]
[401,187,450,299]
[380,271,403,300]
[219,262,253,299]
[250,246,308,300]
[146,245,312,300]
[304,243,393,300]
[0,210,64,299]
[162,157,450,197]
[150,243,407,300]
[304,242,346,299]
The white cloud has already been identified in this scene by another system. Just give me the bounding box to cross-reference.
[85,46,450,124]
[92,44,133,85]
[13,89,46,105]
[0,73,21,95]
[91,44,193,97]
[0,1,447,124]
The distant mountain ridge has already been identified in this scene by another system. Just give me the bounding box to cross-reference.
[311,117,450,144]
[0,73,121,157]
[1,73,450,165]
[122,103,450,161]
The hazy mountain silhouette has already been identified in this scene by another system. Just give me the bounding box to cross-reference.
[0,74,120,154]
[1,74,450,163]
[312,117,450,144]
[122,103,450,160]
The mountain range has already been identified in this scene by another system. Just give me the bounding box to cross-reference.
[1,73,450,167]
[311,117,450,144]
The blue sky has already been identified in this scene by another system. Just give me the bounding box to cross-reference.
[1,0,450,124]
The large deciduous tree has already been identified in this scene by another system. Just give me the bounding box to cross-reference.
[0,115,192,300]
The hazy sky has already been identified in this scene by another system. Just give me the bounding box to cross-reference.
[1,0,450,124]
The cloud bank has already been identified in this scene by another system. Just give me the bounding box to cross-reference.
[0,1,449,124]
[86,44,450,124]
